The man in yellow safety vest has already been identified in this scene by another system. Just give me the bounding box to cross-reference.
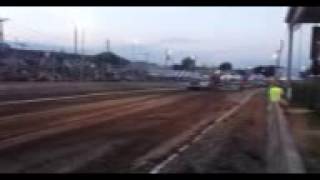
[268,78,285,104]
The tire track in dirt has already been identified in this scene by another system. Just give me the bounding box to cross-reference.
[0,91,205,173]
[0,94,162,139]
[0,89,181,117]
[0,92,199,153]
[0,91,250,173]
[60,92,236,173]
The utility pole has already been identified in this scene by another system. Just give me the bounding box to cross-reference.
[74,26,78,54]
[0,18,9,43]
[164,49,170,67]
[80,29,85,81]
[106,39,110,52]
[275,40,284,79]
[81,29,85,55]
[287,24,294,100]
[192,55,197,72]
[276,40,284,68]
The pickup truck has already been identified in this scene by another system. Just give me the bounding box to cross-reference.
[187,79,211,90]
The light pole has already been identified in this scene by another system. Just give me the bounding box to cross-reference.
[287,24,294,100]
[272,52,279,78]
[74,26,78,54]
[0,18,9,43]
[278,40,284,67]
[132,39,140,61]
[273,40,284,80]
[80,29,85,81]
[106,39,110,52]
[164,49,172,68]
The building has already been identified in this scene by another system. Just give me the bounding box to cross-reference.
[286,7,320,79]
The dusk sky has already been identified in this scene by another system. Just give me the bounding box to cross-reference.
[0,6,308,70]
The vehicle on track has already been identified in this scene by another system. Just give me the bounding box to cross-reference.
[187,76,211,90]
[248,74,267,87]
[217,74,243,91]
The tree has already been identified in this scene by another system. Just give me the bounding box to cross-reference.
[181,57,196,70]
[219,62,232,71]
[94,52,130,67]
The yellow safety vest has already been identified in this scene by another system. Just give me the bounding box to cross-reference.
[269,86,284,102]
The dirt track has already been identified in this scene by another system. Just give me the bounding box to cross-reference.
[160,93,268,173]
[0,88,254,173]
[0,81,185,101]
